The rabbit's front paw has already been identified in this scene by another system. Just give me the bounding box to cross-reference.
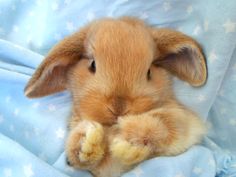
[66,120,105,169]
[110,114,169,165]
[110,137,150,165]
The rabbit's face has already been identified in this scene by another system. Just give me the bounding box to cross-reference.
[69,20,172,125]
[24,17,207,125]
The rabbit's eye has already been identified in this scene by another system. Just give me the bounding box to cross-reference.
[147,69,151,80]
[89,60,96,73]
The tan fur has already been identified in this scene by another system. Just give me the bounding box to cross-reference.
[24,17,207,177]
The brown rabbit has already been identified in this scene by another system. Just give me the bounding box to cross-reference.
[24,17,207,177]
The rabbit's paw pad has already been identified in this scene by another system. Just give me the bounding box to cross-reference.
[110,138,150,165]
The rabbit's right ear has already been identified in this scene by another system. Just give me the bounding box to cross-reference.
[150,28,207,86]
[24,27,88,98]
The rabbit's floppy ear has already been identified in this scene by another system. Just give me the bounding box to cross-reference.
[151,28,207,86]
[24,27,88,98]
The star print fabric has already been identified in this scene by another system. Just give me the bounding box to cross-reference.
[0,0,236,177]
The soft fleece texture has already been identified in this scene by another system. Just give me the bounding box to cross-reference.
[0,0,236,177]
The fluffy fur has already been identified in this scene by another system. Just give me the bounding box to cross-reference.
[24,17,207,177]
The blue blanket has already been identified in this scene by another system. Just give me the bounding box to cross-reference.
[0,0,236,177]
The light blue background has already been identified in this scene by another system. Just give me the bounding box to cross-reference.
[0,0,236,177]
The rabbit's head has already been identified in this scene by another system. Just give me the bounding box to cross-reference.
[24,17,207,125]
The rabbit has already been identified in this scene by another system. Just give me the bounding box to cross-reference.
[24,17,207,177]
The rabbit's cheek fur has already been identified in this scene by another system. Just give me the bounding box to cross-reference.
[69,63,173,126]
[72,90,157,125]
[68,65,168,125]
[78,91,119,125]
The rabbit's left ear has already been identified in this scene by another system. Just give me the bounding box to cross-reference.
[24,27,88,98]
[150,28,207,86]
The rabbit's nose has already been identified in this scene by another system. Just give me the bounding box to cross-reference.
[108,96,129,117]
[108,107,120,117]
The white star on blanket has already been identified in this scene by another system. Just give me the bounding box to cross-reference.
[23,164,34,177]
[56,128,66,139]
[132,165,144,177]
[223,19,236,33]
[208,50,218,63]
